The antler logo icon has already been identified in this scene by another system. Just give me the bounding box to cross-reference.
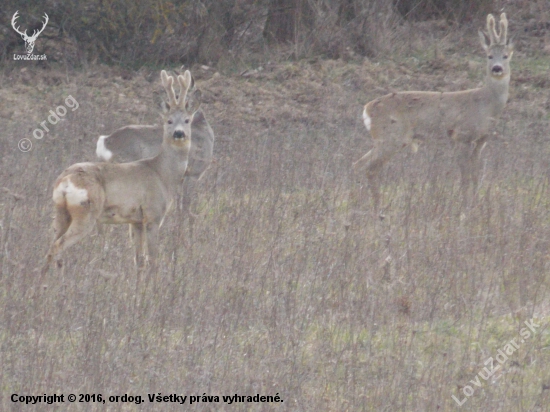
[11,11,49,54]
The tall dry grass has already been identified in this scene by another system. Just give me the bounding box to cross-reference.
[1,4,550,409]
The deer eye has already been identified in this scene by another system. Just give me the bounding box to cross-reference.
[488,55,493,59]
[503,55,508,59]
[167,120,173,124]
[185,119,189,124]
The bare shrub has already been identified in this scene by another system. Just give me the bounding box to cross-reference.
[0,0,497,66]
[394,0,495,22]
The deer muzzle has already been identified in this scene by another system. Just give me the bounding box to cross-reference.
[173,130,186,139]
[491,65,504,75]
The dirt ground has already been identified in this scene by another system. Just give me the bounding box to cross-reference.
[1,8,550,412]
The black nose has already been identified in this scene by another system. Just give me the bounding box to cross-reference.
[491,65,503,74]
[173,130,185,139]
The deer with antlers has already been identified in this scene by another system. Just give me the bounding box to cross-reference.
[95,71,215,241]
[11,11,49,54]
[95,72,214,178]
[353,13,513,210]
[41,70,201,275]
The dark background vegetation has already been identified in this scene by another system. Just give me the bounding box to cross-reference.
[2,0,497,66]
[1,0,550,410]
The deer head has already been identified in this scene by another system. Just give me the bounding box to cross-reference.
[11,11,49,54]
[479,13,513,81]
[160,70,202,152]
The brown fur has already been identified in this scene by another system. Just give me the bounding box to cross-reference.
[354,13,514,210]
[42,70,201,275]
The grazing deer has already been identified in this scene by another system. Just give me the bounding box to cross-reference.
[41,70,201,275]
[11,11,49,54]
[353,13,513,210]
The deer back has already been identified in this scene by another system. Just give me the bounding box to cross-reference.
[368,88,501,144]
[97,83,214,180]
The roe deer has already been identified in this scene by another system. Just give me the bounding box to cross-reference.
[96,72,214,234]
[353,13,513,210]
[41,70,201,275]
[96,72,214,181]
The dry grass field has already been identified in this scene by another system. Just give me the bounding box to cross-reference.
[1,7,550,412]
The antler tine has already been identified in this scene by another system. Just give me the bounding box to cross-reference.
[11,11,27,36]
[31,13,49,39]
[486,14,498,45]
[161,70,177,108]
[498,13,508,45]
[176,70,192,109]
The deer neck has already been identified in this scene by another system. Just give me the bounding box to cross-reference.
[147,143,190,191]
[483,72,510,115]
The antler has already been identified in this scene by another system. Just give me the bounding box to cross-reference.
[486,14,497,44]
[176,71,193,109]
[486,13,508,45]
[11,11,27,37]
[11,11,48,40]
[498,13,508,45]
[161,70,178,108]
[29,13,49,41]
[161,70,194,110]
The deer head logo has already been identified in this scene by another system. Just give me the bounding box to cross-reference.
[11,11,49,54]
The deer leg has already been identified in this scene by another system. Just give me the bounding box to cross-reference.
[355,116,410,210]
[180,178,195,249]
[132,221,159,289]
[131,222,153,292]
[457,135,489,208]
[353,148,381,210]
[93,222,111,263]
[50,211,97,255]
[41,205,71,276]
[144,222,159,271]
[355,142,401,211]
[470,135,489,196]
[42,206,97,275]
[366,169,381,212]
[52,205,71,242]
[131,223,145,269]
[457,142,476,207]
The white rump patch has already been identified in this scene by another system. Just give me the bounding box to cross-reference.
[53,178,89,206]
[363,107,371,131]
[96,135,113,161]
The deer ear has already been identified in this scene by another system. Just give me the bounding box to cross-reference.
[479,30,489,52]
[186,89,202,114]
[161,100,170,114]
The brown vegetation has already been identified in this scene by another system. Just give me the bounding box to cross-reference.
[1,1,550,410]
